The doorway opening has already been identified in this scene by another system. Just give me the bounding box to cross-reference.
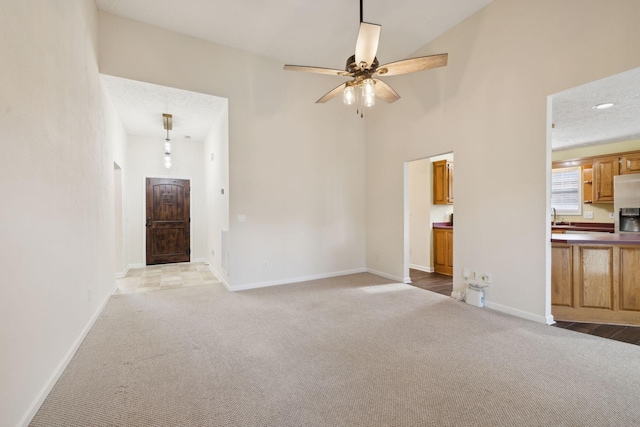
[405,153,454,295]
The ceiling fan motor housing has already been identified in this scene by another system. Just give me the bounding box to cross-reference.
[346,54,379,74]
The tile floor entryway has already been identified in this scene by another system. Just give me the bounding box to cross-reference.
[115,262,221,294]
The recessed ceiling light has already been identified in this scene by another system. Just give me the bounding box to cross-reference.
[592,102,614,109]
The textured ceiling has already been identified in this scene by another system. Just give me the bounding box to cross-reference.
[101,75,227,141]
[552,67,640,151]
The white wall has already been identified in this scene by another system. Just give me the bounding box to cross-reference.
[101,83,128,274]
[366,0,640,323]
[124,135,207,267]
[0,1,117,426]
[98,12,367,289]
[203,103,230,284]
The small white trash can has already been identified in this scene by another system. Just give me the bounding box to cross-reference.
[466,288,484,307]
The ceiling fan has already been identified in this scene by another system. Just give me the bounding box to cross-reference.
[284,0,448,117]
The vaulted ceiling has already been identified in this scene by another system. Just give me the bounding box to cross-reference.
[95,0,493,69]
[95,0,640,150]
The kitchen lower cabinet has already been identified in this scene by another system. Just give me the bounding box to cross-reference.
[552,243,640,325]
[433,228,453,276]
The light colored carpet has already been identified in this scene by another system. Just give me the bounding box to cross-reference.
[31,273,640,426]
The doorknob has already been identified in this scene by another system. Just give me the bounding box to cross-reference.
[146,217,152,227]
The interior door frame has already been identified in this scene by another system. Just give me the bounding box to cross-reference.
[142,175,193,265]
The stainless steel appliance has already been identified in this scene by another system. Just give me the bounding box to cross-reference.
[614,174,640,233]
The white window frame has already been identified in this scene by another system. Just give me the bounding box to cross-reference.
[551,166,583,215]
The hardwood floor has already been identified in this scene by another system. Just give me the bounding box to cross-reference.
[408,269,452,296]
[553,321,640,346]
[408,269,640,347]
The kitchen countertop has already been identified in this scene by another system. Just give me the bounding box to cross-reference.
[433,222,453,229]
[551,222,614,233]
[551,232,640,245]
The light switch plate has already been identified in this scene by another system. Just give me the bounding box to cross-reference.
[583,211,594,219]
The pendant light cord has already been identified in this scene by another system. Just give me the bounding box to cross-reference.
[360,0,363,23]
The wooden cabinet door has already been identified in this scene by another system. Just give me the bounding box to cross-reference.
[593,156,619,203]
[578,246,613,309]
[619,246,640,312]
[433,160,453,205]
[433,228,453,275]
[621,153,640,174]
[145,177,191,265]
[447,162,454,204]
[551,244,573,307]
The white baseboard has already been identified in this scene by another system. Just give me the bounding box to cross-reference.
[409,264,434,273]
[484,300,553,325]
[116,263,144,279]
[365,268,405,283]
[227,268,368,291]
[19,280,118,427]
[203,261,231,290]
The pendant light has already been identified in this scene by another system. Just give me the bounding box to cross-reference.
[163,113,172,169]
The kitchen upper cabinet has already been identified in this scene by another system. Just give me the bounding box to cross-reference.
[433,160,453,205]
[621,152,640,175]
[593,156,619,203]
[433,228,453,276]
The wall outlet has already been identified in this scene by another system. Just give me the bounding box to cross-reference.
[263,260,269,269]
[462,268,471,280]
[583,211,594,219]
[471,270,478,280]
[609,212,615,219]
[482,273,492,284]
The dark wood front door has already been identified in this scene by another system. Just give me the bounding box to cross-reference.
[145,178,190,265]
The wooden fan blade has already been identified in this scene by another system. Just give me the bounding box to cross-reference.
[373,79,400,103]
[284,65,351,77]
[354,22,381,68]
[316,82,348,104]
[375,53,448,77]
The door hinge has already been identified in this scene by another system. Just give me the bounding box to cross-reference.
[187,248,191,255]
[189,217,191,223]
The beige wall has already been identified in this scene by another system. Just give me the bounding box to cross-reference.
[408,158,431,271]
[366,0,640,323]
[0,1,118,425]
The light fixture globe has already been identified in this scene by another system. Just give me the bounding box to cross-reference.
[343,86,355,105]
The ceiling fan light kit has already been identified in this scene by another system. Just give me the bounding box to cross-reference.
[284,0,448,117]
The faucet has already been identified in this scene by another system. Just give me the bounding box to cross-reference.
[552,207,557,225]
